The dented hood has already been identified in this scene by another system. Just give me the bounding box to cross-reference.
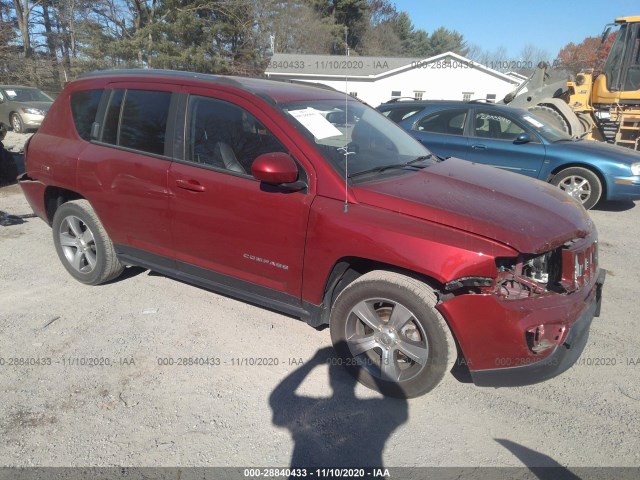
[352,158,593,254]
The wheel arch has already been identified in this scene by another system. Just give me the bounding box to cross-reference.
[308,256,449,329]
[547,163,608,201]
[43,186,84,225]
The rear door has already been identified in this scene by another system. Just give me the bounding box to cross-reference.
[409,108,470,159]
[464,108,546,178]
[167,89,313,304]
[76,84,177,265]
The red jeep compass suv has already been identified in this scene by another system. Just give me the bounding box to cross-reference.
[18,70,605,398]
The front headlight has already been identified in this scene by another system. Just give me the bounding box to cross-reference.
[631,162,640,176]
[21,107,45,116]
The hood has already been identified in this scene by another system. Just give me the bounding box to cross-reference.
[551,138,640,165]
[352,158,593,254]
[17,101,51,112]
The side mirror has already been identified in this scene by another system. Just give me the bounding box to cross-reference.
[514,133,532,144]
[252,152,304,190]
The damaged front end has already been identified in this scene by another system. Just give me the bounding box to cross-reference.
[495,237,599,299]
[437,232,605,386]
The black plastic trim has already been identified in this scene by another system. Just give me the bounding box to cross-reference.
[115,245,321,325]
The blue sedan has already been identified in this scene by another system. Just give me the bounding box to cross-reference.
[376,100,640,209]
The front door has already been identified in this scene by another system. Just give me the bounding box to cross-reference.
[168,93,312,304]
[464,109,546,178]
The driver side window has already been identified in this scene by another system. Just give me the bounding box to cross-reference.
[415,109,467,136]
[473,111,526,141]
[186,96,287,176]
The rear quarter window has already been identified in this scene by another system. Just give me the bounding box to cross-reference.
[70,89,103,141]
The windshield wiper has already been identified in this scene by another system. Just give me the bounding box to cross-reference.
[349,155,432,178]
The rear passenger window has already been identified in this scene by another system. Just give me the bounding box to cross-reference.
[415,109,467,136]
[70,89,103,141]
[119,90,172,155]
[382,107,422,122]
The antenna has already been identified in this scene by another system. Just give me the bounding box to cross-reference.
[343,26,349,213]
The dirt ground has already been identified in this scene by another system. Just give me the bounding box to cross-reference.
[1,135,639,474]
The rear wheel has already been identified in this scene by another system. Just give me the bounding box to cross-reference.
[529,105,570,134]
[329,271,456,398]
[552,167,602,210]
[52,200,124,285]
[10,113,24,133]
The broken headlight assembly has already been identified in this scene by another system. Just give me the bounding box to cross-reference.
[444,240,597,300]
[495,249,563,299]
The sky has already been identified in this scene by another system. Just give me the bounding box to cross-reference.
[392,0,639,59]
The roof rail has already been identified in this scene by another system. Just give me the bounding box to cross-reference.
[385,97,418,103]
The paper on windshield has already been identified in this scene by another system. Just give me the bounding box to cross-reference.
[5,90,16,98]
[523,115,544,128]
[289,108,343,139]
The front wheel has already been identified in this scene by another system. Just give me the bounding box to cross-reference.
[330,271,456,398]
[10,113,24,133]
[551,167,602,210]
[52,200,124,285]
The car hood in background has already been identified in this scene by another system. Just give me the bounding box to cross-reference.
[12,101,52,112]
[353,157,593,254]
[550,139,640,165]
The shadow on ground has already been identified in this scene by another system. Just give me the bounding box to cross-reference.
[269,345,408,469]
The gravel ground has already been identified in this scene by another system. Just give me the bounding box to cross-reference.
[1,131,31,153]
[1,134,639,473]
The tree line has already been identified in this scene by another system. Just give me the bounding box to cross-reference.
[0,0,470,90]
[0,0,613,93]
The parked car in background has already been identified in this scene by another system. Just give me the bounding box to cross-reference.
[377,100,640,210]
[0,85,53,133]
[19,70,605,397]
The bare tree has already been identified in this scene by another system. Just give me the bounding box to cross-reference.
[13,0,43,57]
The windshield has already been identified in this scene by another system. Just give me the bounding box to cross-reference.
[519,111,573,142]
[2,87,53,102]
[281,100,434,179]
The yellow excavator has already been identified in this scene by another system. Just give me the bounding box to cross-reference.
[503,16,640,150]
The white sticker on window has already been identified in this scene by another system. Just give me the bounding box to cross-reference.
[289,108,343,139]
[5,90,17,98]
[523,115,544,128]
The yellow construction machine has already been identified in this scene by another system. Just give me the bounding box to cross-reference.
[503,16,640,150]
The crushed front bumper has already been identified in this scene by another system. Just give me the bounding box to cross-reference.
[471,269,605,387]
[437,268,605,387]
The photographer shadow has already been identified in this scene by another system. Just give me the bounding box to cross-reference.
[269,344,408,469]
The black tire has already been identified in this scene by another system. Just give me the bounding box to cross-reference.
[551,167,602,210]
[529,105,570,134]
[11,113,24,134]
[52,199,124,285]
[329,270,456,398]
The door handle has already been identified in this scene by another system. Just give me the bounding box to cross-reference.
[175,179,206,192]
[471,144,487,150]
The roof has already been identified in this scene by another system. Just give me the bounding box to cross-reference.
[377,99,522,112]
[265,53,423,76]
[265,52,521,85]
[615,16,640,24]
[75,69,350,104]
